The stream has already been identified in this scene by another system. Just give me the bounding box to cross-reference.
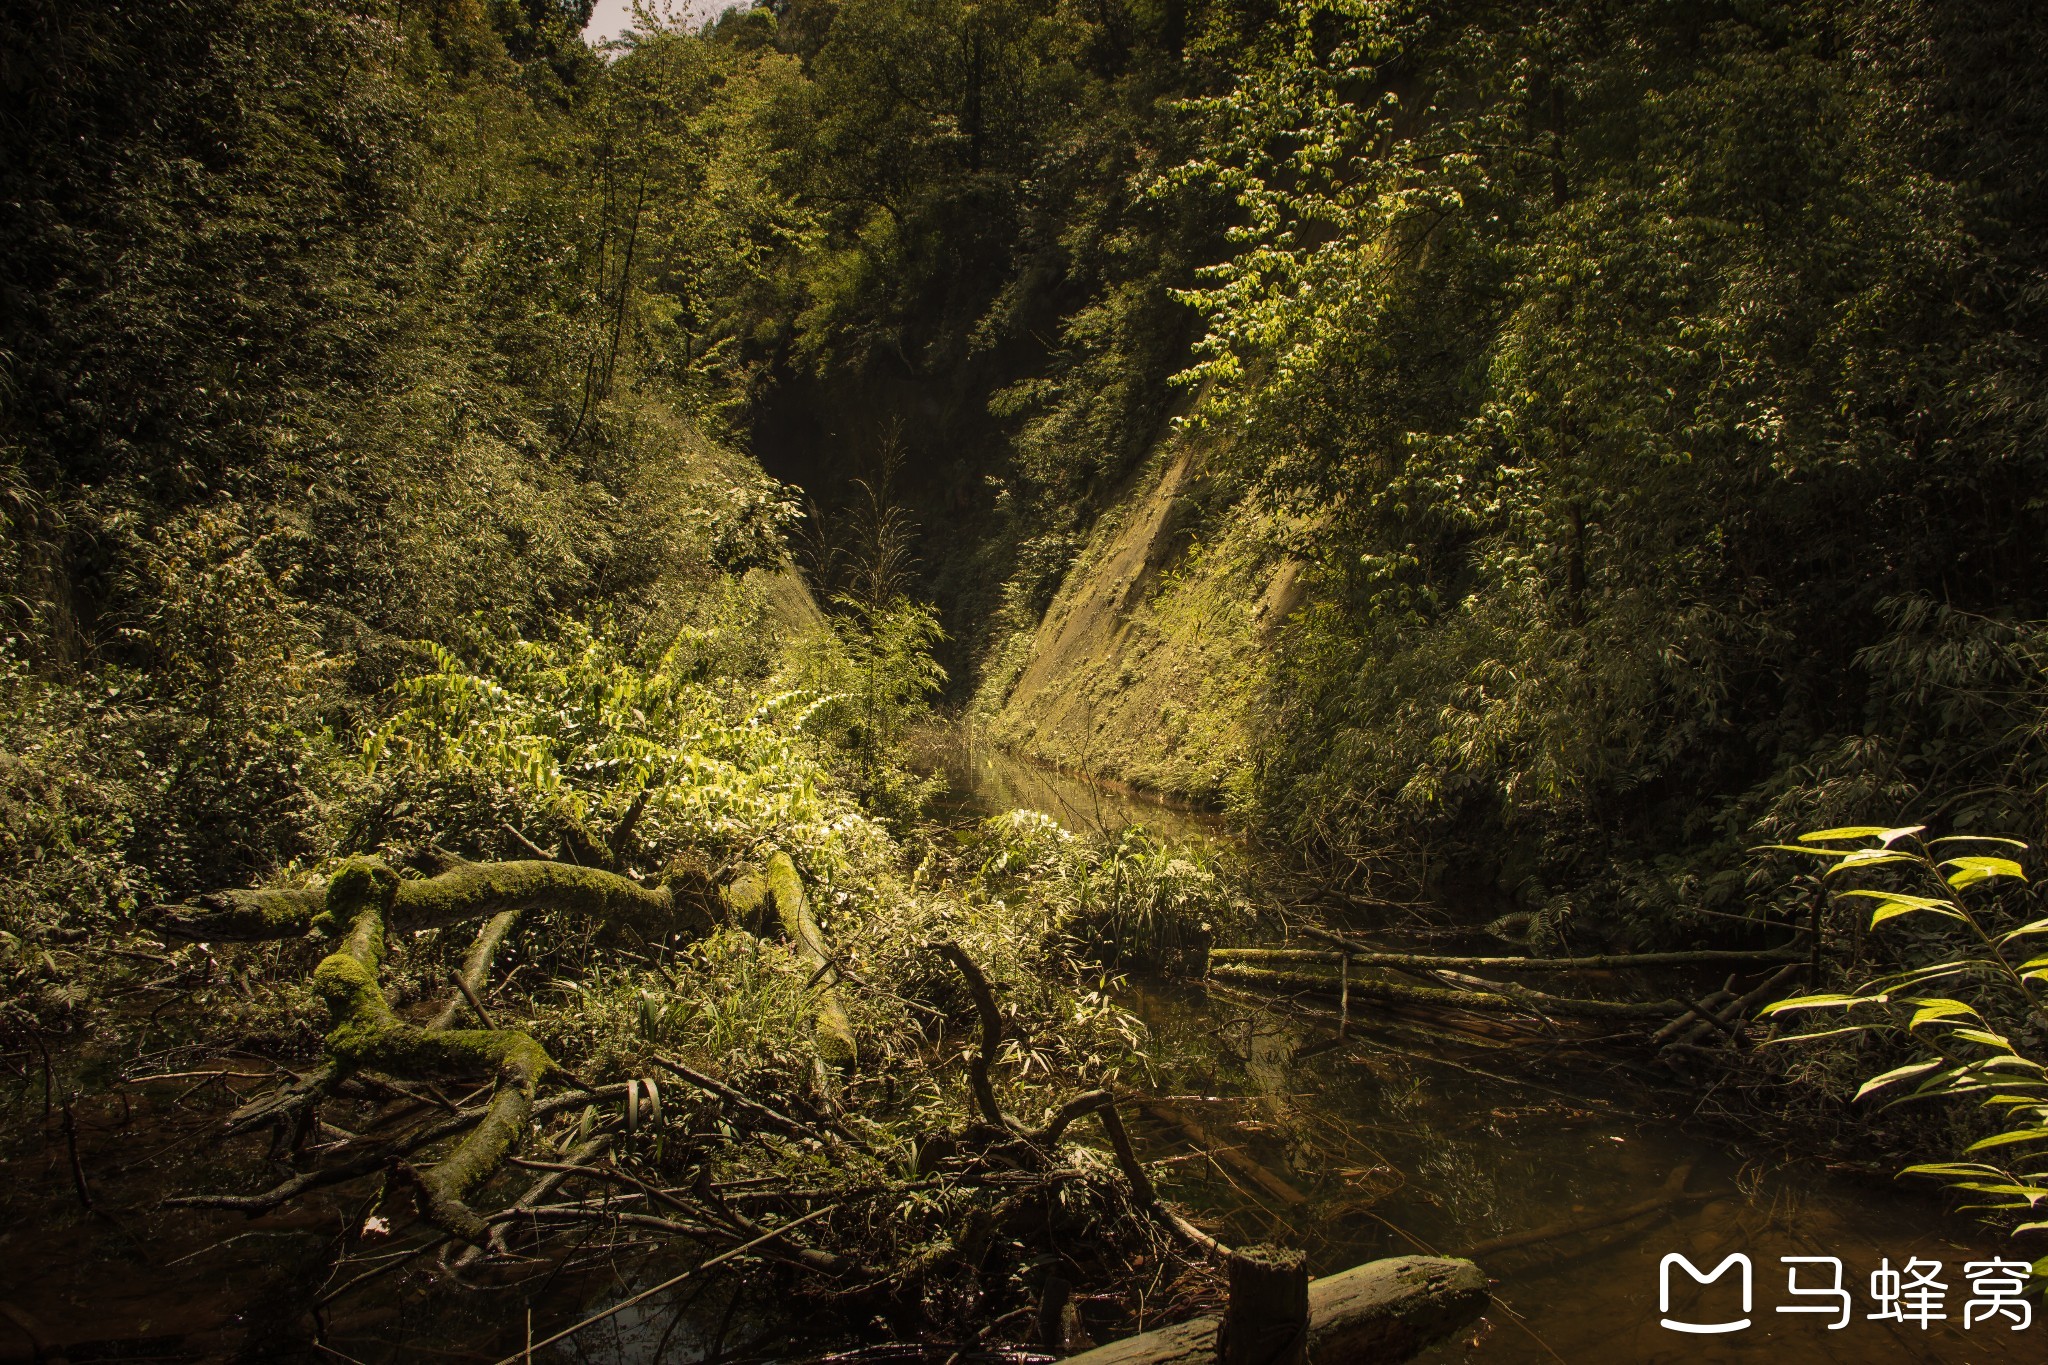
[4,742,2034,1363]
[928,733,2039,1364]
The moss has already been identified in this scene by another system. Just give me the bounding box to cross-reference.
[155,885,328,940]
[304,858,564,1246]
[763,851,858,1070]
[722,866,771,933]
[392,859,701,937]
[162,856,716,944]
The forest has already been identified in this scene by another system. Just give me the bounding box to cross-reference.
[5,0,2048,1360]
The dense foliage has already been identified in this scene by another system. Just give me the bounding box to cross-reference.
[1169,1,2048,937]
[9,0,2048,1268]
[645,0,2048,946]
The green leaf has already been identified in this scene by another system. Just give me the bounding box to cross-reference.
[1870,898,1967,927]
[1966,1129,2048,1153]
[1828,850,1916,875]
[1798,826,1894,842]
[1754,843,1861,857]
[1760,1025,1875,1046]
[1931,836,2030,849]
[1943,856,2028,889]
[1902,997,1982,1027]
[1952,1028,2020,1052]
[1759,992,1883,1014]
[1854,1060,1943,1101]
[1839,890,1951,906]
[1901,1161,2004,1177]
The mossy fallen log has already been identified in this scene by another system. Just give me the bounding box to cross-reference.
[1206,961,1680,1019]
[1062,1256,1487,1365]
[723,850,857,1070]
[306,860,574,1244]
[155,858,712,943]
[152,855,725,1246]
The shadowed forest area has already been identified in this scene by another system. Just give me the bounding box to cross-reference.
[7,0,2048,1360]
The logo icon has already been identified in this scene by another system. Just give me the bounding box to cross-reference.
[1661,1253,1753,1334]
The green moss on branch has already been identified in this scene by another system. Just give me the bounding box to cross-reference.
[155,858,713,944]
[308,858,568,1246]
[724,851,858,1070]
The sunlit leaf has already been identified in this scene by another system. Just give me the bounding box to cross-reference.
[1754,843,1861,857]
[1760,1025,1875,1046]
[1827,850,1915,875]
[1855,1061,1942,1101]
[1760,993,1883,1014]
[1967,1129,2048,1153]
[1902,1161,2004,1177]
[1943,856,2028,889]
[1902,997,1981,1027]
[1870,898,1967,927]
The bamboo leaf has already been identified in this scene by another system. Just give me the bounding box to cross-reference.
[1827,850,1916,875]
[1855,1061,1943,1101]
[1760,993,1883,1014]
[1754,843,1862,857]
[1871,899,1967,926]
[1943,856,2028,889]
[1902,997,1982,1026]
[1952,1028,2020,1052]
[1967,1129,2048,1153]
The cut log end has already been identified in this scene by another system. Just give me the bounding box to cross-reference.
[1062,1255,1487,1365]
[1221,1245,1308,1365]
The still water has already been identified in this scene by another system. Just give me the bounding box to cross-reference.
[929,734,2038,1364]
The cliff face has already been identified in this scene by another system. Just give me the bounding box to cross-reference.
[974,435,1306,805]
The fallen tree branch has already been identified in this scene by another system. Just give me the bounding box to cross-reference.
[1207,962,1679,1019]
[725,853,857,1069]
[932,939,1014,1132]
[1061,1256,1488,1365]
[152,858,713,944]
[1229,941,1807,974]
[653,1056,848,1152]
[1139,1100,1308,1207]
[428,909,520,1031]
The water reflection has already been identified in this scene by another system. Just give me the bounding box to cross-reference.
[932,735,2037,1363]
[911,728,1227,844]
[1126,979,2030,1363]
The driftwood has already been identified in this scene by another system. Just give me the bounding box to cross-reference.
[1664,963,1804,1052]
[927,941,1234,1262]
[1206,962,1679,1019]
[1062,1256,1487,1365]
[1214,945,1805,974]
[154,857,715,944]
[150,856,726,1245]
